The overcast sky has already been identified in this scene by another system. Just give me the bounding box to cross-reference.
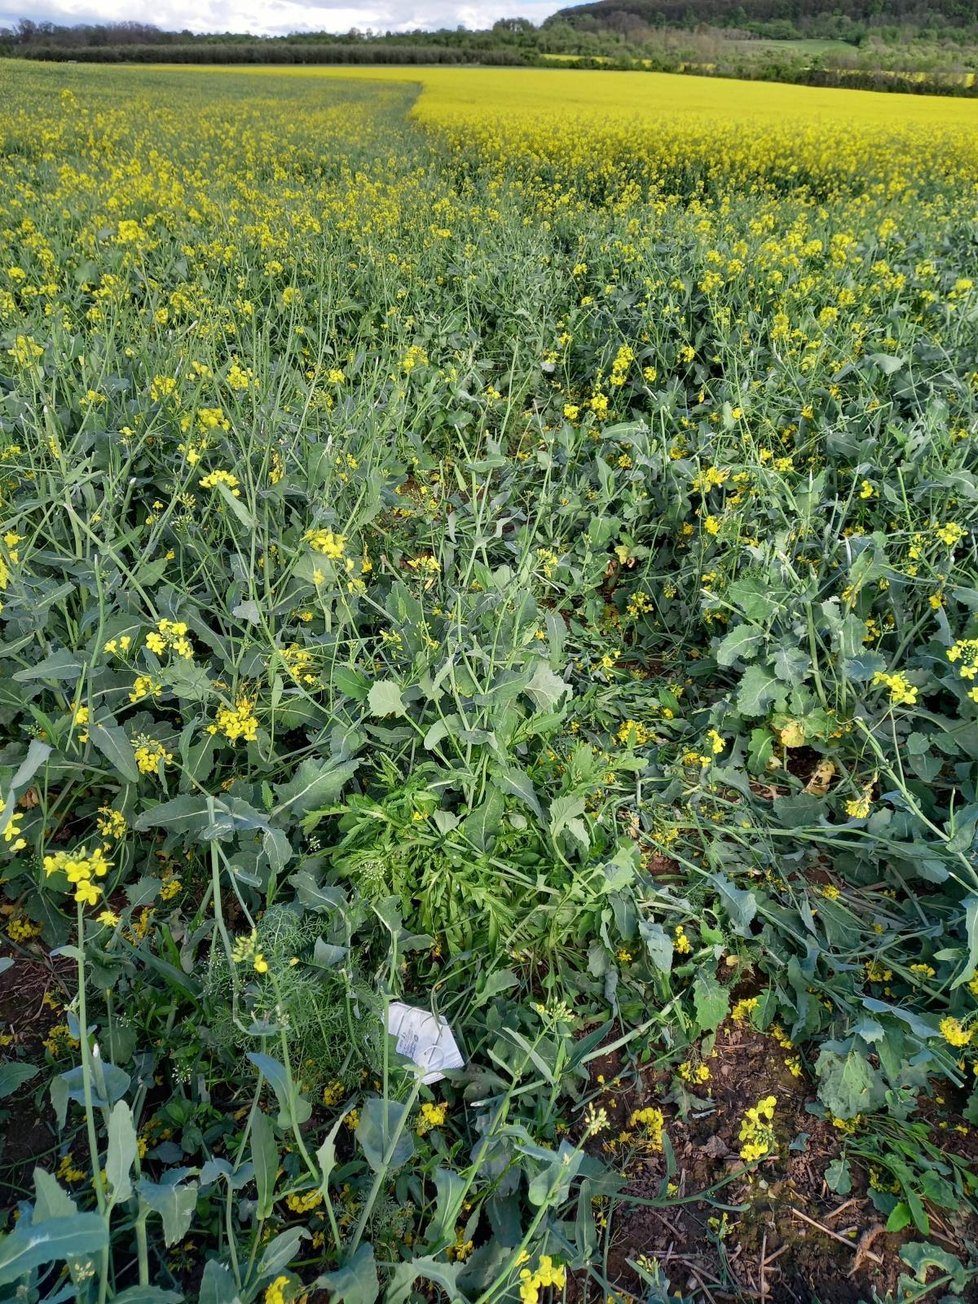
[4,0,561,35]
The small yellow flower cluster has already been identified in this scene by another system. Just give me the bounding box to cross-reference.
[738,1095,777,1163]
[406,554,440,574]
[6,913,41,941]
[617,719,651,747]
[44,1024,79,1056]
[447,1232,474,1261]
[226,360,254,391]
[401,344,429,372]
[149,375,177,402]
[231,929,268,974]
[189,407,230,433]
[844,785,873,819]
[285,1189,322,1213]
[939,1016,973,1048]
[146,618,193,660]
[207,696,259,744]
[519,1255,566,1304]
[731,997,758,1024]
[609,343,634,387]
[129,674,163,704]
[133,738,172,776]
[678,1061,711,1084]
[947,640,978,704]
[674,924,692,955]
[628,1106,665,1150]
[72,705,90,743]
[0,799,27,853]
[304,527,346,559]
[831,1115,862,1134]
[279,644,317,685]
[264,1276,292,1304]
[322,1080,345,1107]
[43,845,111,906]
[8,334,44,368]
[103,634,133,655]
[96,807,127,840]
[199,469,241,497]
[871,669,918,707]
[57,1153,87,1183]
[416,1101,448,1135]
[934,521,967,547]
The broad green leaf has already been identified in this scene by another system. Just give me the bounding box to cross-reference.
[214,479,255,528]
[134,795,268,841]
[0,1061,38,1100]
[524,660,570,713]
[461,786,505,853]
[423,1167,467,1247]
[356,1097,415,1174]
[89,723,140,783]
[638,920,673,973]
[385,1255,463,1304]
[198,1260,242,1304]
[707,873,757,937]
[316,1243,378,1304]
[824,1158,851,1195]
[0,1213,108,1286]
[773,793,826,830]
[549,793,586,841]
[31,1169,76,1223]
[136,1179,198,1247]
[726,577,782,623]
[735,664,786,716]
[332,665,370,702]
[715,624,763,667]
[106,1100,138,1204]
[246,1052,312,1130]
[315,1110,349,1191]
[367,679,405,718]
[495,764,544,820]
[692,971,729,1032]
[255,1227,308,1282]
[900,1241,967,1289]
[526,1141,583,1207]
[12,650,82,682]
[59,1062,130,1109]
[815,1043,885,1119]
[886,1201,913,1233]
[868,352,905,375]
[251,1110,278,1220]
[272,756,360,817]
[8,739,52,791]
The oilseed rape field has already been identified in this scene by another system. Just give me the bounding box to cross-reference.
[2,56,978,1302]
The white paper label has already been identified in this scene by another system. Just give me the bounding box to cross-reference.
[386,1001,465,1084]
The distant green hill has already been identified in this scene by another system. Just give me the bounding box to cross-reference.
[546,0,978,34]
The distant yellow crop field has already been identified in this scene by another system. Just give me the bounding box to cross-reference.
[144,62,978,129]
[142,63,978,198]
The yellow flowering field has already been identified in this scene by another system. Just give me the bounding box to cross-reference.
[2,58,978,1301]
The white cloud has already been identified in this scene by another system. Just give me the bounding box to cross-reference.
[4,0,561,35]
